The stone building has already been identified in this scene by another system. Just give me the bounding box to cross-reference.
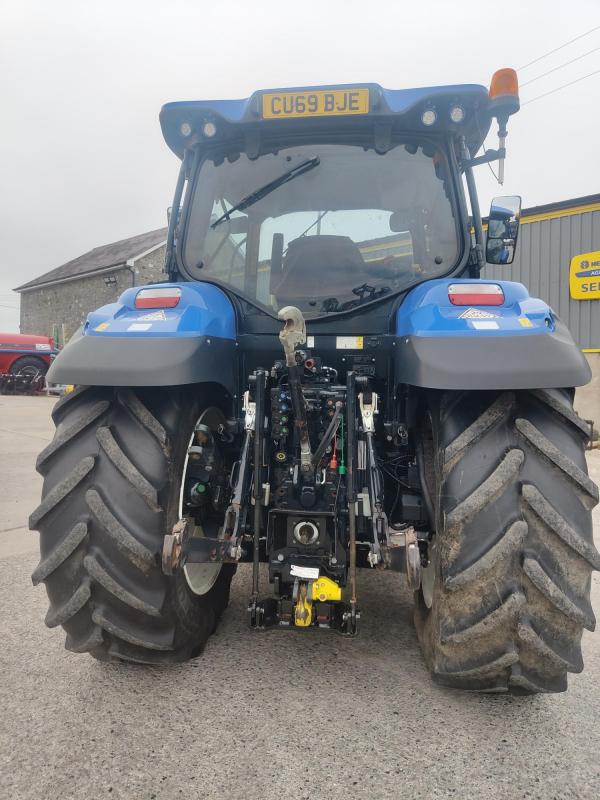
[15,228,167,344]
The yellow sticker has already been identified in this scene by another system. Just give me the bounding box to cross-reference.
[518,317,533,327]
[94,322,110,331]
[336,336,363,350]
[570,251,600,299]
[262,88,369,119]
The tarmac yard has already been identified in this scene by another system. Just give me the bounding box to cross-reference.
[1,394,599,800]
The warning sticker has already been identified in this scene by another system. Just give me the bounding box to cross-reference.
[94,322,110,332]
[138,310,167,321]
[336,336,363,350]
[518,317,533,328]
[290,565,320,580]
[458,307,500,320]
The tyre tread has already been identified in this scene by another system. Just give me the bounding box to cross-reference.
[91,608,175,651]
[441,592,525,645]
[83,555,163,617]
[96,426,160,510]
[416,389,599,694]
[446,520,527,590]
[31,387,233,664]
[44,581,91,628]
[515,417,598,508]
[530,389,592,440]
[443,391,513,467]
[522,483,600,569]
[523,556,596,631]
[29,457,95,528]
[118,389,169,453]
[37,400,110,469]
[445,449,524,532]
[32,521,88,585]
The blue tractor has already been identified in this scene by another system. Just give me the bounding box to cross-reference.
[31,70,599,693]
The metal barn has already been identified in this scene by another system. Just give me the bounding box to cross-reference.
[485,193,600,353]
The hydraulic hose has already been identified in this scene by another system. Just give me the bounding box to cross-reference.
[312,401,342,468]
[287,363,312,473]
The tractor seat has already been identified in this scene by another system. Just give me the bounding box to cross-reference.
[273,235,366,307]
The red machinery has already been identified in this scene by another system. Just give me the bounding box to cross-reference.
[0,332,58,393]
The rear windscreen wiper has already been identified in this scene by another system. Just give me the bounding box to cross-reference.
[211,157,321,229]
[320,285,391,313]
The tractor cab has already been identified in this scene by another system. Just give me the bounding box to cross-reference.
[160,78,517,323]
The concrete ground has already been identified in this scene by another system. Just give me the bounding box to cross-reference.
[1,394,599,800]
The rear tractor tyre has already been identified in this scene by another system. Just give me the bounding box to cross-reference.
[415,389,599,693]
[30,385,235,664]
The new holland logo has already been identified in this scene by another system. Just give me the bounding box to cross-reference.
[458,307,500,320]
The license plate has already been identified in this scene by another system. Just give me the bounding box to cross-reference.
[262,88,369,119]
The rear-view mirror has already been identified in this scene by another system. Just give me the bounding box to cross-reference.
[486,195,521,265]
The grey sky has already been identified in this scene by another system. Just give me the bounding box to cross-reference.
[1,0,599,331]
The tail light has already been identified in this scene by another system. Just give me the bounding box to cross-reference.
[134,287,182,309]
[448,283,504,306]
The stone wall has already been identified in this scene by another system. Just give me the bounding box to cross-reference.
[20,245,166,343]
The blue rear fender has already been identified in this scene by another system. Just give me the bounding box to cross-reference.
[85,282,236,339]
[394,279,591,390]
[47,282,239,389]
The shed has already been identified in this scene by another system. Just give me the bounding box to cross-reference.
[15,228,168,344]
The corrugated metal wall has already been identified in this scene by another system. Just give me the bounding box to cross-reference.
[485,208,600,350]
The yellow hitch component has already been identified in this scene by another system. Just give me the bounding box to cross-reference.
[311,576,342,603]
[294,582,312,627]
[293,577,342,627]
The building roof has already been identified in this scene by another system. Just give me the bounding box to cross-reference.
[519,193,600,224]
[481,193,600,228]
[15,227,168,292]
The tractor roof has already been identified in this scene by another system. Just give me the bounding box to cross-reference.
[160,82,492,160]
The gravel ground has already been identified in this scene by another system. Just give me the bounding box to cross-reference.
[1,394,599,800]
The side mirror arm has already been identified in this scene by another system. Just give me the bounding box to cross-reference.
[461,147,506,170]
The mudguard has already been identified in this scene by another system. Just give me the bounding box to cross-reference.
[47,282,238,390]
[395,279,591,390]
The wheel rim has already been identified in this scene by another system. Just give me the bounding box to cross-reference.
[421,536,438,609]
[181,407,225,596]
[18,366,41,379]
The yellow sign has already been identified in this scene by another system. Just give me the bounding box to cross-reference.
[518,317,533,327]
[94,322,110,331]
[262,88,369,120]
[570,251,600,299]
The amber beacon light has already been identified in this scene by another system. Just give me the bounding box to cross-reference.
[489,68,520,113]
[487,68,520,185]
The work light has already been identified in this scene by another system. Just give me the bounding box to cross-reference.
[449,105,465,123]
